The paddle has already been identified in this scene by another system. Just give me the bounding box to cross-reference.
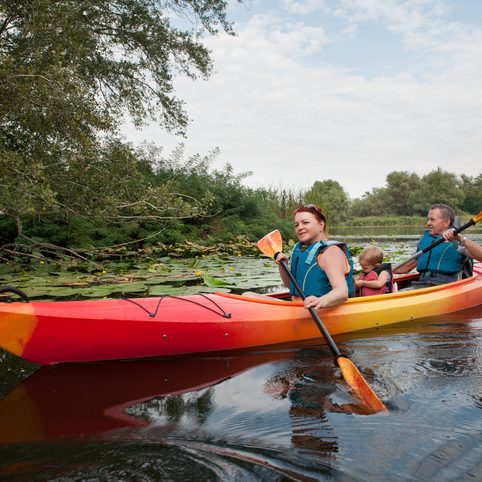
[257,230,388,414]
[393,210,482,271]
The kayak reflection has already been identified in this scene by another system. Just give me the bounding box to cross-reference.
[0,346,377,448]
[0,351,292,443]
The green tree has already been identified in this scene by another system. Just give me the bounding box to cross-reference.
[385,171,422,215]
[304,179,350,225]
[350,187,391,217]
[0,0,237,239]
[409,168,465,215]
[461,174,482,214]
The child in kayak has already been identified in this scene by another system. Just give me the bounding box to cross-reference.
[355,245,393,296]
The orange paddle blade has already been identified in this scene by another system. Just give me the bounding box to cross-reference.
[337,357,388,414]
[474,210,482,223]
[257,230,283,258]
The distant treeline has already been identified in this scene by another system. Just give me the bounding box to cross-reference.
[1,143,480,253]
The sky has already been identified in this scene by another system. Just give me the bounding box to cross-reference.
[122,0,482,199]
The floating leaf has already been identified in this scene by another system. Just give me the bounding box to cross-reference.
[202,273,230,287]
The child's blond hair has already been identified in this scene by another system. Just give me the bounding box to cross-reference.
[358,245,384,266]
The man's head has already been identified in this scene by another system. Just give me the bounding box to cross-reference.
[426,204,455,236]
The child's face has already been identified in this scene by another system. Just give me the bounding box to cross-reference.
[360,260,376,273]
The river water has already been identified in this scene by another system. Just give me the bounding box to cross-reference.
[1,231,481,481]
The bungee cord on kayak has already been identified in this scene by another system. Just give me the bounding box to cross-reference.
[121,293,232,319]
[0,287,30,303]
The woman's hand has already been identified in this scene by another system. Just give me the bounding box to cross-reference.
[304,295,326,310]
[274,252,289,265]
[274,251,291,288]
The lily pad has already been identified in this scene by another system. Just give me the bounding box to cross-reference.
[202,273,230,288]
[78,286,125,298]
[108,282,149,294]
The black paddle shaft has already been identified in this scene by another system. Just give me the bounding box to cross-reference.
[278,259,342,360]
[394,218,476,270]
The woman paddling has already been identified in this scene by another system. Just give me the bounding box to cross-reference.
[274,204,354,310]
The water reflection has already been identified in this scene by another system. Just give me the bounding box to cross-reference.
[0,351,292,444]
[0,349,348,480]
[264,349,340,454]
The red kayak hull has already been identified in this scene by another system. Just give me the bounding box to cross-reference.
[1,266,482,365]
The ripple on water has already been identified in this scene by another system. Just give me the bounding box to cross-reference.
[0,437,355,481]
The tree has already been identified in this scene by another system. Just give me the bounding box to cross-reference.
[461,174,482,214]
[0,0,238,247]
[350,187,391,217]
[385,171,422,215]
[409,168,465,215]
[304,179,350,225]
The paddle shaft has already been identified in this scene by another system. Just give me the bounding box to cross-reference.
[278,259,342,359]
[393,217,477,271]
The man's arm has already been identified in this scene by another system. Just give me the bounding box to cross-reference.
[443,230,482,262]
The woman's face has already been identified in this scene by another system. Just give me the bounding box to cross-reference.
[294,211,325,245]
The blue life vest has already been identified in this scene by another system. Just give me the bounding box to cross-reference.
[416,230,462,275]
[289,240,354,298]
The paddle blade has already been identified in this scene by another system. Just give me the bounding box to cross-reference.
[337,357,388,414]
[257,230,283,258]
[474,210,482,224]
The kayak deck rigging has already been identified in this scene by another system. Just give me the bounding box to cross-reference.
[121,293,232,319]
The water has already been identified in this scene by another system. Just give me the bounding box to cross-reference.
[1,233,482,481]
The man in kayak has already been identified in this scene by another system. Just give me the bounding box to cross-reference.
[394,203,482,288]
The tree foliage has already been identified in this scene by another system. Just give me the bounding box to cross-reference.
[409,169,465,215]
[350,187,391,217]
[352,168,480,217]
[304,179,350,224]
[385,171,422,215]
[0,0,237,237]
[461,174,482,214]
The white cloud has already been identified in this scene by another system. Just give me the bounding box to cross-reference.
[124,0,482,198]
[281,0,329,15]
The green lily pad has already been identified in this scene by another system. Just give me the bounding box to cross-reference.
[108,282,149,294]
[78,286,125,298]
[202,273,230,287]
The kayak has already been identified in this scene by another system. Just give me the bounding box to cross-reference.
[1,265,481,365]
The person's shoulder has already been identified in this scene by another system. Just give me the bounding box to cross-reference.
[318,244,346,261]
[322,243,343,252]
